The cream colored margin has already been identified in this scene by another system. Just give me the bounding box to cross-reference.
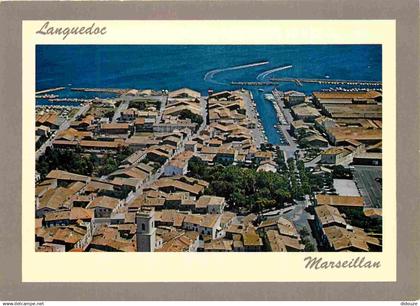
[22,20,396,282]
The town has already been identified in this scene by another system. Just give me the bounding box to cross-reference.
[35,86,382,252]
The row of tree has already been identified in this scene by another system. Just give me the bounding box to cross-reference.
[36,147,133,179]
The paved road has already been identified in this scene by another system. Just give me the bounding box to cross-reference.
[112,98,129,122]
[353,165,382,208]
[240,90,266,147]
[283,199,318,251]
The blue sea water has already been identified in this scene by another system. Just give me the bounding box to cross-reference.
[36,45,382,144]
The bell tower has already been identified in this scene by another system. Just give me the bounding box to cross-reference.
[136,207,156,252]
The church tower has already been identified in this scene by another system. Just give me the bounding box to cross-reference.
[136,207,156,252]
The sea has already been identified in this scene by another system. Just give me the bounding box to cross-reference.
[36,45,382,144]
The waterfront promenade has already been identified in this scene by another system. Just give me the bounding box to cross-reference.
[240,90,266,147]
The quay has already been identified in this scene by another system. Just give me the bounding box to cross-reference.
[231,78,382,87]
[71,87,126,94]
[269,77,382,86]
[231,81,279,86]
[35,87,65,95]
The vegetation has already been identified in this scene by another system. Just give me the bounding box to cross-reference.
[36,147,133,179]
[188,157,291,213]
[339,207,382,233]
[299,228,315,251]
[332,165,353,179]
[129,98,160,111]
[178,109,203,126]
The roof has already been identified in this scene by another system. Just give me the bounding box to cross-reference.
[327,127,382,143]
[101,123,130,130]
[242,229,263,246]
[70,207,94,220]
[313,91,382,100]
[314,205,347,227]
[153,178,205,195]
[87,196,120,210]
[168,88,201,99]
[196,195,225,208]
[38,187,75,210]
[323,225,381,252]
[44,210,70,222]
[80,140,124,149]
[315,194,364,207]
[204,239,233,251]
[46,170,90,183]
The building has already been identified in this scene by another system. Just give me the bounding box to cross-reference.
[315,194,364,209]
[320,147,354,165]
[163,159,188,177]
[136,207,157,252]
[284,91,305,107]
[195,195,226,214]
[87,196,121,218]
[291,103,321,122]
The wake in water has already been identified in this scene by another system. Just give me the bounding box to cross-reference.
[204,61,269,85]
[256,65,293,81]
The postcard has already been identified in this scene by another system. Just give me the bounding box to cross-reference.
[21,20,396,282]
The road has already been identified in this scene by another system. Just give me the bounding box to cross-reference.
[283,199,318,251]
[112,98,129,122]
[35,103,90,160]
[240,90,266,147]
[353,165,382,208]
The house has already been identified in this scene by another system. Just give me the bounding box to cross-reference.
[257,161,278,173]
[290,120,309,137]
[215,147,237,164]
[195,195,226,214]
[325,127,382,146]
[320,147,354,165]
[322,225,381,252]
[87,196,121,218]
[204,239,233,252]
[315,194,364,209]
[163,159,188,177]
[253,151,274,164]
[36,112,60,129]
[134,117,155,132]
[284,91,305,107]
[242,228,263,252]
[100,123,131,135]
[36,187,76,217]
[314,204,348,247]
[168,88,201,99]
[120,108,140,121]
[301,134,329,147]
[182,213,222,240]
[291,103,321,122]
[46,170,90,186]
[265,229,304,252]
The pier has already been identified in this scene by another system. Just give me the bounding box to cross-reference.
[269,77,382,86]
[231,81,279,86]
[35,87,65,95]
[231,78,382,87]
[71,87,126,94]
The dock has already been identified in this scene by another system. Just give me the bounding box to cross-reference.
[71,87,126,94]
[269,77,382,86]
[231,78,382,87]
[35,87,65,95]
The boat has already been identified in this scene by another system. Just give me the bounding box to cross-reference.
[258,88,264,92]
